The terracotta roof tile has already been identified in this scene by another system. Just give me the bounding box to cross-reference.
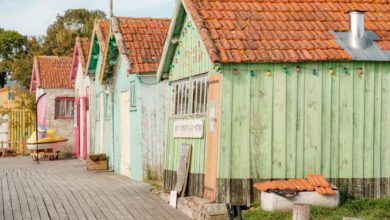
[117,17,170,74]
[79,37,91,62]
[34,56,73,89]
[253,174,335,196]
[183,0,390,62]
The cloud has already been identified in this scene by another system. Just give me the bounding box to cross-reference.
[0,0,175,36]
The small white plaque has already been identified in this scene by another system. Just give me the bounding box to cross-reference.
[169,190,178,208]
[173,119,204,138]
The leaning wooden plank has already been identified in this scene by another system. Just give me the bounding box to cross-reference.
[174,144,192,197]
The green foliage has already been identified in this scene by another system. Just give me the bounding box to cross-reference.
[0,28,28,88]
[1,8,105,89]
[41,9,106,56]
[11,37,43,88]
[242,198,390,220]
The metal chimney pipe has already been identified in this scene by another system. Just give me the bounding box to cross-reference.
[349,11,367,49]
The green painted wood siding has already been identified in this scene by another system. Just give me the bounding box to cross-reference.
[218,61,390,180]
[164,12,214,176]
[165,117,206,174]
[168,15,213,81]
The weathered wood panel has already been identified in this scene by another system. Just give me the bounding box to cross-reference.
[218,61,390,204]
[168,15,214,81]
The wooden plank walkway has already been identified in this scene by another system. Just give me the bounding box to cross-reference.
[0,157,189,220]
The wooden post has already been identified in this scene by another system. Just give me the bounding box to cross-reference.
[293,203,311,220]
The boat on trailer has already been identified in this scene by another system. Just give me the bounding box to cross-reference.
[26,129,68,160]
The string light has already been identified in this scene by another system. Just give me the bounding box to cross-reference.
[343,67,349,75]
[283,67,288,74]
[233,68,238,75]
[312,69,317,75]
[266,70,272,77]
[329,68,334,75]
[296,66,300,73]
[358,68,363,76]
[250,70,255,77]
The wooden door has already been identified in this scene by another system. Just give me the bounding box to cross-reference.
[204,74,221,201]
[120,91,131,177]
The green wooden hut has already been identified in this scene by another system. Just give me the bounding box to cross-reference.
[157,0,390,206]
[98,17,170,181]
[85,19,115,168]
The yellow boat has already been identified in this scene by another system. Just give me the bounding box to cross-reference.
[27,129,68,160]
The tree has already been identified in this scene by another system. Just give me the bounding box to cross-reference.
[11,37,43,88]
[42,9,106,56]
[0,28,28,88]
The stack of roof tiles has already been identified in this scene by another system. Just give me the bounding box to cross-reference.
[254,174,336,196]
[34,56,73,89]
[117,17,170,73]
[184,0,390,63]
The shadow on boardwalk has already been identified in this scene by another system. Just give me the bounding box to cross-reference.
[0,157,189,220]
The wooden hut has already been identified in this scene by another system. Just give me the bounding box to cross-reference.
[99,17,170,181]
[69,37,92,160]
[30,56,75,152]
[157,0,390,206]
[86,19,115,168]
[0,87,35,154]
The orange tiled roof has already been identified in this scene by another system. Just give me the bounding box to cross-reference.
[253,174,336,196]
[80,37,91,63]
[34,56,74,89]
[117,17,170,73]
[184,0,390,63]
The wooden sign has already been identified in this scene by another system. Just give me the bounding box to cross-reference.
[173,119,204,138]
[174,144,192,197]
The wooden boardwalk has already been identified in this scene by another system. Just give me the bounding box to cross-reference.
[0,157,189,220]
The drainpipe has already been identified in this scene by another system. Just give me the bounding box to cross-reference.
[349,10,367,49]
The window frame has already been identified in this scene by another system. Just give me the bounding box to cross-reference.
[130,81,137,111]
[170,73,208,117]
[104,92,111,120]
[54,97,75,120]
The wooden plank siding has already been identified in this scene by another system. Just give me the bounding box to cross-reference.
[9,110,35,154]
[0,88,35,154]
[217,61,390,204]
[163,14,214,196]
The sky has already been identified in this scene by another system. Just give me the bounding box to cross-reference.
[0,0,175,36]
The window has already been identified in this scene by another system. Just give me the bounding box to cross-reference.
[192,77,208,114]
[95,95,100,121]
[7,92,15,100]
[55,97,75,119]
[130,81,137,111]
[104,92,111,119]
[171,75,208,116]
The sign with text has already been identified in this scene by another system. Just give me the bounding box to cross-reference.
[173,119,204,138]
